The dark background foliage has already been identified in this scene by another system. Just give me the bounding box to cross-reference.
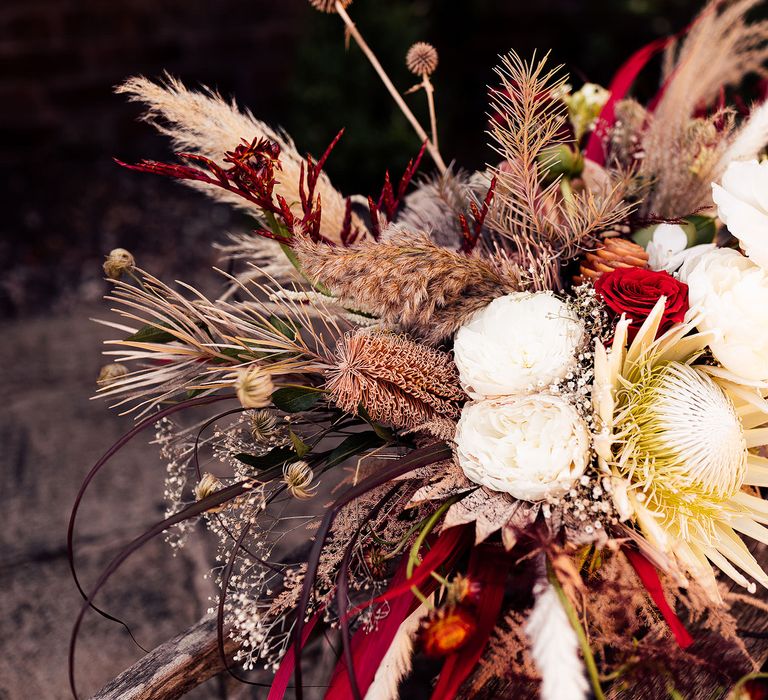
[1,0,705,318]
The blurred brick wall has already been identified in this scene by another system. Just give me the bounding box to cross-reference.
[0,0,308,317]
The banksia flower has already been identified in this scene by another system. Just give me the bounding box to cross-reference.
[234,366,274,409]
[406,42,439,77]
[573,236,648,285]
[295,228,522,344]
[307,0,353,12]
[418,606,476,657]
[103,248,135,279]
[97,362,129,387]
[325,330,465,429]
[282,460,317,500]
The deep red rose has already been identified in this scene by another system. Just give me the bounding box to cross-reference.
[594,267,689,341]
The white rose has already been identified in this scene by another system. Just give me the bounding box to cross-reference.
[712,159,768,271]
[453,292,584,399]
[679,247,768,381]
[455,393,590,501]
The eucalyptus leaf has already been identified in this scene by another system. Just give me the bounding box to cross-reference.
[289,429,311,458]
[325,431,386,469]
[235,446,295,471]
[272,386,323,413]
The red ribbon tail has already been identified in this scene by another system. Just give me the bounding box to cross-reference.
[624,547,693,649]
[267,608,323,700]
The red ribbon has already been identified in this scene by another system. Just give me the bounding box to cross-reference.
[624,547,693,649]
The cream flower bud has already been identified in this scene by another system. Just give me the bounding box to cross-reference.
[453,292,584,399]
[97,362,129,387]
[680,247,768,381]
[103,248,135,279]
[454,393,590,501]
[234,365,274,408]
[712,159,768,271]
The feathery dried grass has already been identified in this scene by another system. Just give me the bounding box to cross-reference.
[325,330,465,430]
[487,52,632,281]
[294,227,523,344]
[116,75,366,243]
[640,0,768,215]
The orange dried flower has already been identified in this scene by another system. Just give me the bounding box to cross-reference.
[418,606,476,657]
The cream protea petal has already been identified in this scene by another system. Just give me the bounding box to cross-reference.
[745,454,768,486]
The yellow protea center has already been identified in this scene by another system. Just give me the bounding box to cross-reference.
[615,361,747,538]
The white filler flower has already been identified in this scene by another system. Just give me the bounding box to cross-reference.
[712,159,768,271]
[680,247,768,381]
[455,393,590,501]
[453,292,584,399]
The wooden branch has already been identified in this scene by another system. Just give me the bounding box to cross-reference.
[90,615,237,700]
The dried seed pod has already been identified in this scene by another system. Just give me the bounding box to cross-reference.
[97,363,129,387]
[406,42,439,77]
[103,248,135,279]
[573,236,649,285]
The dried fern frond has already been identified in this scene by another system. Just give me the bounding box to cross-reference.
[640,0,768,215]
[294,227,523,344]
[116,75,367,244]
[97,267,344,415]
[487,52,632,275]
[325,330,466,430]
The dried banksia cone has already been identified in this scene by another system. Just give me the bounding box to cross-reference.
[325,330,466,430]
[406,42,439,76]
[308,0,352,12]
[573,236,649,285]
[295,228,522,344]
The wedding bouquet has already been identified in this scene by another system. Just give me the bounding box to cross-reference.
[71,1,768,698]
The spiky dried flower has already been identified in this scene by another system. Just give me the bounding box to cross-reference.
[234,365,274,409]
[103,248,135,279]
[194,472,226,512]
[282,460,317,500]
[325,329,465,429]
[406,42,439,76]
[307,0,352,12]
[96,362,128,387]
[249,409,280,444]
[295,227,523,344]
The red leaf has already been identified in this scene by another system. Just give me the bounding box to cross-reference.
[267,609,323,700]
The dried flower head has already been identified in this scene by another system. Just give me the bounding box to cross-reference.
[97,362,129,387]
[103,248,135,279]
[307,0,353,13]
[325,330,465,429]
[282,460,317,500]
[194,472,225,513]
[406,42,439,76]
[418,606,476,657]
[234,366,274,409]
[249,409,280,444]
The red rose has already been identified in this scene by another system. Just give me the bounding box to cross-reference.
[594,267,689,341]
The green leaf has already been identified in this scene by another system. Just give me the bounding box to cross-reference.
[268,314,297,341]
[125,322,179,344]
[235,446,295,471]
[325,431,386,469]
[272,386,323,413]
[357,405,395,442]
[683,215,717,246]
[289,429,311,458]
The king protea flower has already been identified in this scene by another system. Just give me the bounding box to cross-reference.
[593,296,768,597]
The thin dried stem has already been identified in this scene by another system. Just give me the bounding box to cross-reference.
[333,1,447,173]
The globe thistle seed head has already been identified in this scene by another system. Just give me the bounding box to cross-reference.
[307,0,353,13]
[406,42,439,77]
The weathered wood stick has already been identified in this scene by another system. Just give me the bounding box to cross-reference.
[90,616,237,700]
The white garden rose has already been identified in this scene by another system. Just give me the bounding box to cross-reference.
[453,292,584,399]
[712,159,768,271]
[455,393,590,501]
[679,247,768,381]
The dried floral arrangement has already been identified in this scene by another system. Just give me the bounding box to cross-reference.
[70,1,768,698]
